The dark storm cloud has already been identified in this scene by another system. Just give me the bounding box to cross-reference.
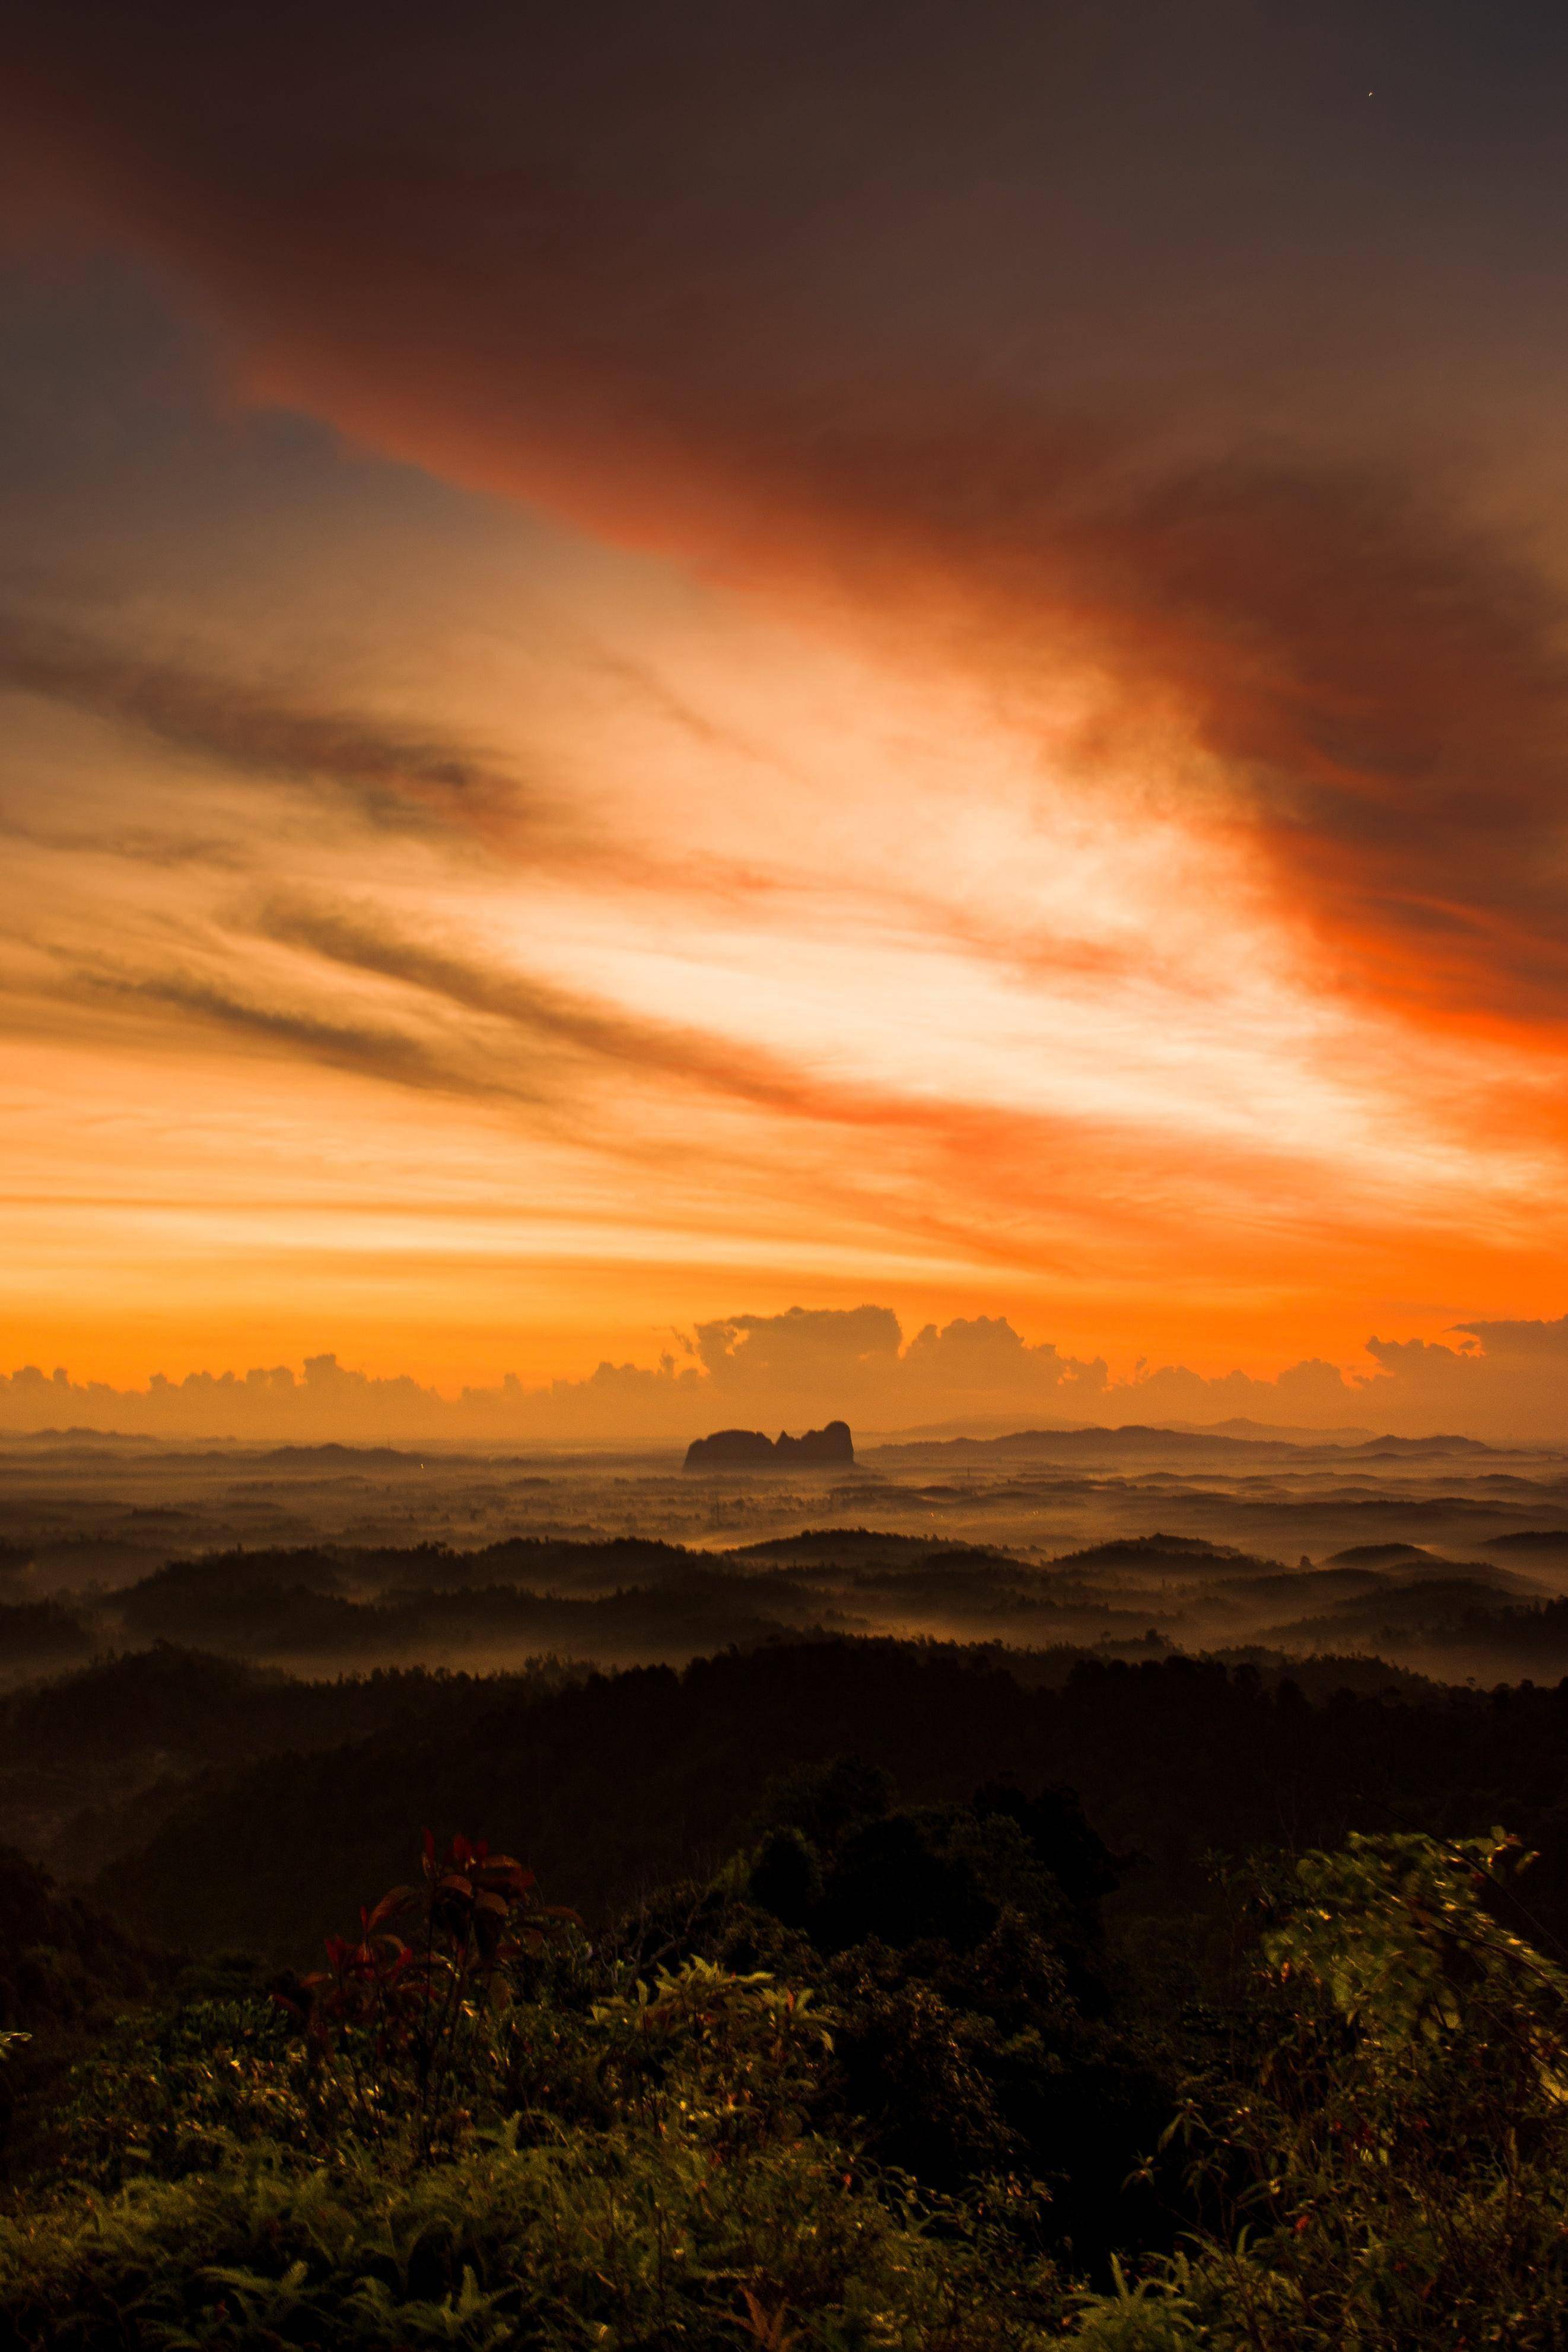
[9,1,1568,1022]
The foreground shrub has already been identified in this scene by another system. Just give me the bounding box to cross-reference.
[0,2122,1066,2350]
[0,1836,1067,2349]
[20,1811,1568,2347]
[1073,1829,1568,2348]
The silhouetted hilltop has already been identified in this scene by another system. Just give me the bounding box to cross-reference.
[1048,1534,1264,1575]
[1165,1416,1376,1444]
[1347,1433,1500,1458]
[683,1419,854,1470]
[731,1527,983,1563]
[873,1423,1302,1464]
[254,1442,421,1469]
[1327,1542,1436,1566]
[1260,1574,1538,1650]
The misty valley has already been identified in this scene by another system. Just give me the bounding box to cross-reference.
[8,1424,1568,2344]
[7,1420,1568,1709]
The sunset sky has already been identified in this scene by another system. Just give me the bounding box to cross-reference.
[5,1,1568,1436]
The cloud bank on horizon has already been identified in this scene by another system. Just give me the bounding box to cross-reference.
[7,1304,1568,1448]
[4,2,1568,1405]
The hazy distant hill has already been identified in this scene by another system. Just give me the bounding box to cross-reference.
[871,1423,1509,1466]
[1165,1416,1377,1444]
[873,1423,1306,1464]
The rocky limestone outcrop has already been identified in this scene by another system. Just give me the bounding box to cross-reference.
[683,1420,854,1471]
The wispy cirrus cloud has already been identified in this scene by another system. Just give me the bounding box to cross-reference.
[242,894,1533,1290]
[0,608,542,843]
[70,960,517,1101]
[250,892,866,1119]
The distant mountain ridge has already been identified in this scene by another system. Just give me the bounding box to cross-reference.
[870,1423,1507,1464]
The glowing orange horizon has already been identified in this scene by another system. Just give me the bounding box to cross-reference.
[4,14,1568,1439]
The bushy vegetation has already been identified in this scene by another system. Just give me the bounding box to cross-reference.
[1072,1828,1568,2347]
[0,1819,1073,2350]
[8,1749,1568,2345]
[11,1635,1568,2342]
[0,1845,169,2192]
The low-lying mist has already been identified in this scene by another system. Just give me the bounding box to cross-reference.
[7,1419,1568,1688]
[6,1416,1568,1887]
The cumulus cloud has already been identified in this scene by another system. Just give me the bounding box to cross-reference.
[7,1308,1568,1445]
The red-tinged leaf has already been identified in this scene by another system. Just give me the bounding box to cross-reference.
[365,1886,415,1933]
[473,1890,509,1918]
[438,1873,474,1898]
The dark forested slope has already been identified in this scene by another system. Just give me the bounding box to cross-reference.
[94,1638,1568,1963]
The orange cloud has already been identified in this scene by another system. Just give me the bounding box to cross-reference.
[5,2,1568,1405]
[9,1305,1568,1445]
[8,10,1568,1047]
